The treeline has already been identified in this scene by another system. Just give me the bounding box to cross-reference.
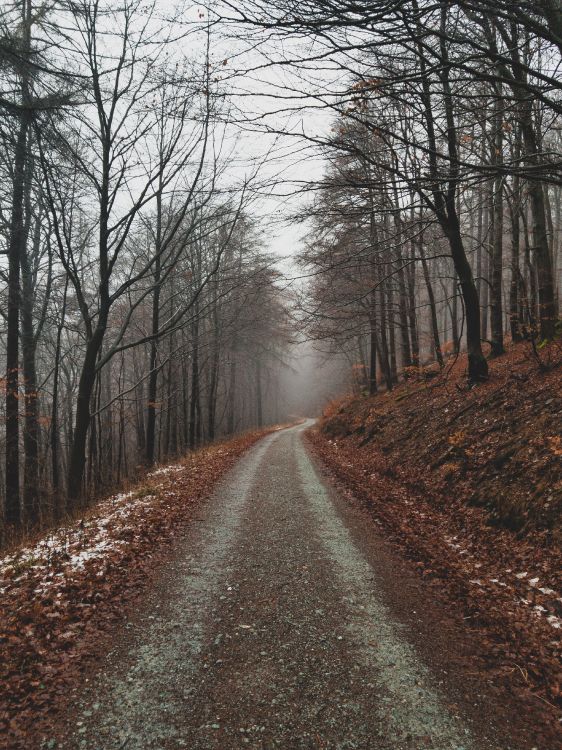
[221,0,561,385]
[0,1,290,537]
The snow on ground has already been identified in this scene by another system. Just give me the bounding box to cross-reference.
[443,536,562,630]
[148,465,185,477]
[0,461,186,591]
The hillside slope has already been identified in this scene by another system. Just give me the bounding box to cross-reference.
[308,339,561,741]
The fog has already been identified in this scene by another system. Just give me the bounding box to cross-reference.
[278,341,352,421]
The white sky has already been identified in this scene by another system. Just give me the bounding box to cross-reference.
[183,2,337,266]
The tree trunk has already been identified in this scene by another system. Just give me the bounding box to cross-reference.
[416,7,488,380]
[481,184,491,341]
[256,357,263,428]
[227,349,237,435]
[527,175,557,339]
[407,222,420,366]
[509,129,524,342]
[396,263,412,370]
[5,111,31,527]
[451,279,460,354]
[19,156,41,525]
[378,285,393,391]
[419,238,444,369]
[66,322,106,504]
[189,315,200,450]
[490,96,505,357]
[368,303,378,395]
[20,281,40,524]
[181,347,189,449]
[133,350,146,455]
[51,276,68,506]
[116,355,125,484]
[387,278,397,383]
[389,182,412,369]
[207,284,220,441]
[447,218,488,379]
[145,276,161,463]
[167,326,178,457]
[145,188,163,464]
[520,205,538,330]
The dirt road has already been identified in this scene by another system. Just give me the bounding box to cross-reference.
[58,423,525,749]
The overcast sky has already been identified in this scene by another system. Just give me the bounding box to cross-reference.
[185,2,337,267]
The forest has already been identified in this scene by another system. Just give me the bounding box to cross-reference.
[284,1,562,388]
[1,0,560,536]
[0,1,293,536]
[0,1,561,748]
[0,2,560,515]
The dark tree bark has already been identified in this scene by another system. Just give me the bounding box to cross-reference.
[145,260,161,464]
[378,284,393,390]
[387,276,398,383]
[521,205,539,330]
[189,313,200,450]
[489,88,505,356]
[207,281,220,441]
[451,280,460,354]
[407,211,420,366]
[227,346,237,435]
[419,238,444,369]
[368,297,378,395]
[51,276,68,503]
[181,345,190,448]
[5,110,31,527]
[256,357,263,428]
[67,314,108,503]
[20,206,41,523]
[390,179,412,369]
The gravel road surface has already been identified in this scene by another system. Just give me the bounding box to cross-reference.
[59,423,524,750]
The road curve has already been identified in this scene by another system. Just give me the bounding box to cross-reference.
[60,422,516,750]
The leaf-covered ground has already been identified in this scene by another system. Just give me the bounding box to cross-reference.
[308,340,561,745]
[0,428,276,749]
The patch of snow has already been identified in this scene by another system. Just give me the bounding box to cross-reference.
[0,480,163,588]
[110,491,135,504]
[148,464,185,477]
[68,539,121,570]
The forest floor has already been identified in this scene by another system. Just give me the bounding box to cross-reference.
[309,338,561,746]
